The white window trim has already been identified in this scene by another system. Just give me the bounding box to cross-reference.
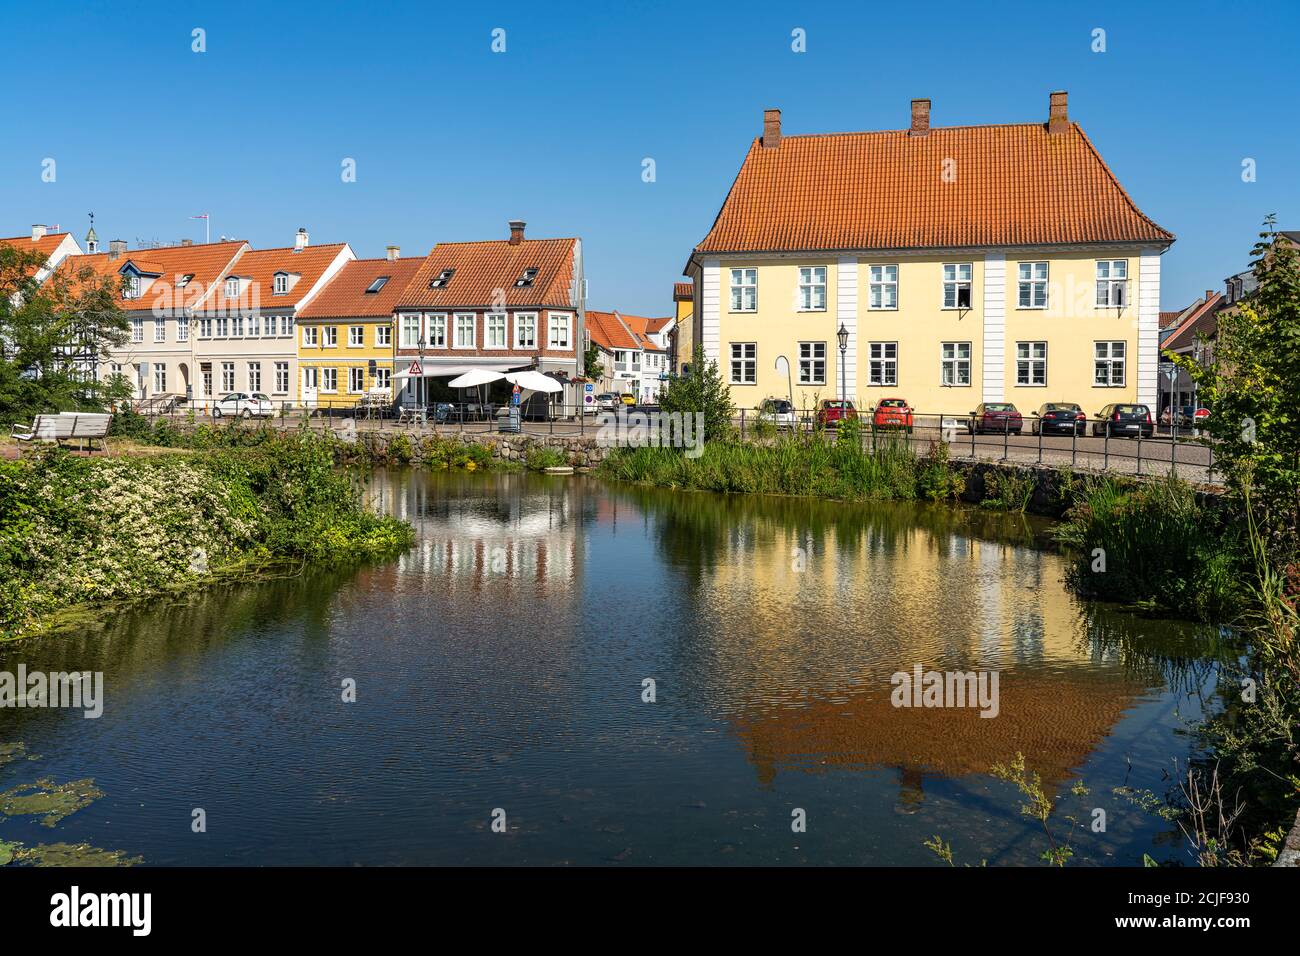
[729,342,757,385]
[452,312,477,350]
[483,312,509,350]
[942,263,974,310]
[868,264,899,311]
[797,340,827,385]
[273,361,289,395]
[375,325,391,348]
[797,266,828,313]
[347,325,365,348]
[547,312,573,350]
[322,326,338,348]
[729,268,757,313]
[399,313,421,349]
[868,341,898,386]
[426,313,447,349]
[1017,261,1050,310]
[940,341,973,388]
[1095,259,1129,309]
[302,326,318,348]
[514,312,538,349]
[1094,340,1127,388]
[320,368,339,393]
[1015,341,1048,387]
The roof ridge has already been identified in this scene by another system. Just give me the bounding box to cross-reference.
[780,121,1049,140]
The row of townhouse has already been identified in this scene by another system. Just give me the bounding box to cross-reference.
[10,221,589,410]
[682,91,1175,415]
[585,309,673,402]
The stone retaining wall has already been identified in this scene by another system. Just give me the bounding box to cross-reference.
[352,430,610,470]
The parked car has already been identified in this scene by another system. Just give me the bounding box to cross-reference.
[619,393,637,406]
[1093,403,1154,438]
[872,398,913,432]
[815,399,858,428]
[1031,402,1086,436]
[966,403,1022,435]
[757,398,798,429]
[594,392,621,412]
[212,392,273,419]
[1175,405,1210,428]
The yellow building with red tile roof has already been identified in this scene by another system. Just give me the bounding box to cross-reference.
[685,92,1174,416]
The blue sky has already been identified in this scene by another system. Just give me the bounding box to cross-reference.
[2,0,1295,315]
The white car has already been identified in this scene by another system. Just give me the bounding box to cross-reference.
[758,398,799,429]
[212,392,274,419]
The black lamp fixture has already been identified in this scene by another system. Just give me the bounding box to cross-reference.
[836,323,849,353]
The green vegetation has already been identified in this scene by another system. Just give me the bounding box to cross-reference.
[0,432,412,641]
[524,446,567,471]
[658,344,735,444]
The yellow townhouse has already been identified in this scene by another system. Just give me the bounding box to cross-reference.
[684,92,1175,418]
[294,249,423,409]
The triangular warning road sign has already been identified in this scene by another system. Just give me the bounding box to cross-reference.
[408,360,422,376]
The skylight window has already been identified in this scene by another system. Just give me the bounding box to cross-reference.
[177,273,194,288]
[429,268,455,289]
[365,276,390,294]
[514,268,538,288]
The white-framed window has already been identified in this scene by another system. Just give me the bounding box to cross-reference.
[302,367,318,391]
[225,277,239,299]
[943,263,973,309]
[798,341,826,384]
[221,362,235,392]
[375,325,391,347]
[249,315,261,337]
[548,313,571,349]
[348,367,365,392]
[941,342,972,386]
[280,316,293,337]
[201,365,213,397]
[273,272,288,295]
[426,313,446,348]
[373,368,391,391]
[400,313,420,348]
[454,313,476,349]
[348,325,364,347]
[321,367,338,392]
[1094,341,1126,386]
[515,313,537,349]
[1095,260,1128,307]
[868,342,898,386]
[868,265,898,310]
[154,317,165,342]
[248,361,262,392]
[729,342,756,384]
[1016,341,1048,386]
[215,316,230,337]
[322,326,337,347]
[233,315,244,337]
[198,318,212,339]
[302,326,318,347]
[131,316,143,343]
[123,275,141,299]
[485,313,508,349]
[729,268,757,312]
[1018,261,1049,309]
[152,363,166,393]
[798,267,827,311]
[274,362,289,394]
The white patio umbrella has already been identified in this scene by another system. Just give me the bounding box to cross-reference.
[504,370,563,393]
[448,369,506,388]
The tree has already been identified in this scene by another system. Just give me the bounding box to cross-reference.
[1171,219,1300,552]
[0,245,130,424]
[659,344,734,443]
[583,344,604,380]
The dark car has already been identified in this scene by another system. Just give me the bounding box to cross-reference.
[1093,403,1153,438]
[967,403,1023,435]
[1031,402,1086,436]
[815,399,858,428]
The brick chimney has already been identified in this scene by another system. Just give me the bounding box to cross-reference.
[294,227,309,251]
[508,220,526,245]
[31,224,46,241]
[763,109,781,149]
[1048,91,1069,134]
[180,238,193,246]
[108,239,127,260]
[1205,289,1215,302]
[386,245,400,261]
[909,99,931,137]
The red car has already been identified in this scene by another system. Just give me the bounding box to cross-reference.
[872,398,914,433]
[815,399,858,428]
[967,402,1023,435]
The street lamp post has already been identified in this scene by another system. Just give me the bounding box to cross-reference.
[836,323,849,406]
[416,335,426,409]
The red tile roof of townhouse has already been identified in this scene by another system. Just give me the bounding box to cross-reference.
[694,97,1174,256]
[587,310,667,352]
[297,256,426,319]
[0,230,74,263]
[56,241,247,312]
[673,281,693,300]
[1163,291,1224,351]
[399,233,579,310]
[644,316,674,334]
[195,243,350,314]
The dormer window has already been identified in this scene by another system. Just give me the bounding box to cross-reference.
[365,276,390,294]
[225,277,239,298]
[177,273,194,288]
[429,268,455,289]
[273,272,289,295]
[123,275,141,299]
[514,268,538,288]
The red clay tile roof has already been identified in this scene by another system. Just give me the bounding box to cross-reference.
[673,281,693,300]
[694,122,1174,255]
[645,315,674,334]
[1164,292,1223,350]
[195,243,350,314]
[0,231,74,263]
[297,256,425,319]
[587,310,667,352]
[56,241,247,312]
[398,238,578,309]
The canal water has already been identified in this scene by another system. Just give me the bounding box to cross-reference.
[0,470,1225,866]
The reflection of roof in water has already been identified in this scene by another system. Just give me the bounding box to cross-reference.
[731,670,1146,790]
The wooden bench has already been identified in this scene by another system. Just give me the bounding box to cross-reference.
[11,412,112,453]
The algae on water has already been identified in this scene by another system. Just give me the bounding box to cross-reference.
[0,776,104,827]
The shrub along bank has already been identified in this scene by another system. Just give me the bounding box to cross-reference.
[0,432,412,641]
